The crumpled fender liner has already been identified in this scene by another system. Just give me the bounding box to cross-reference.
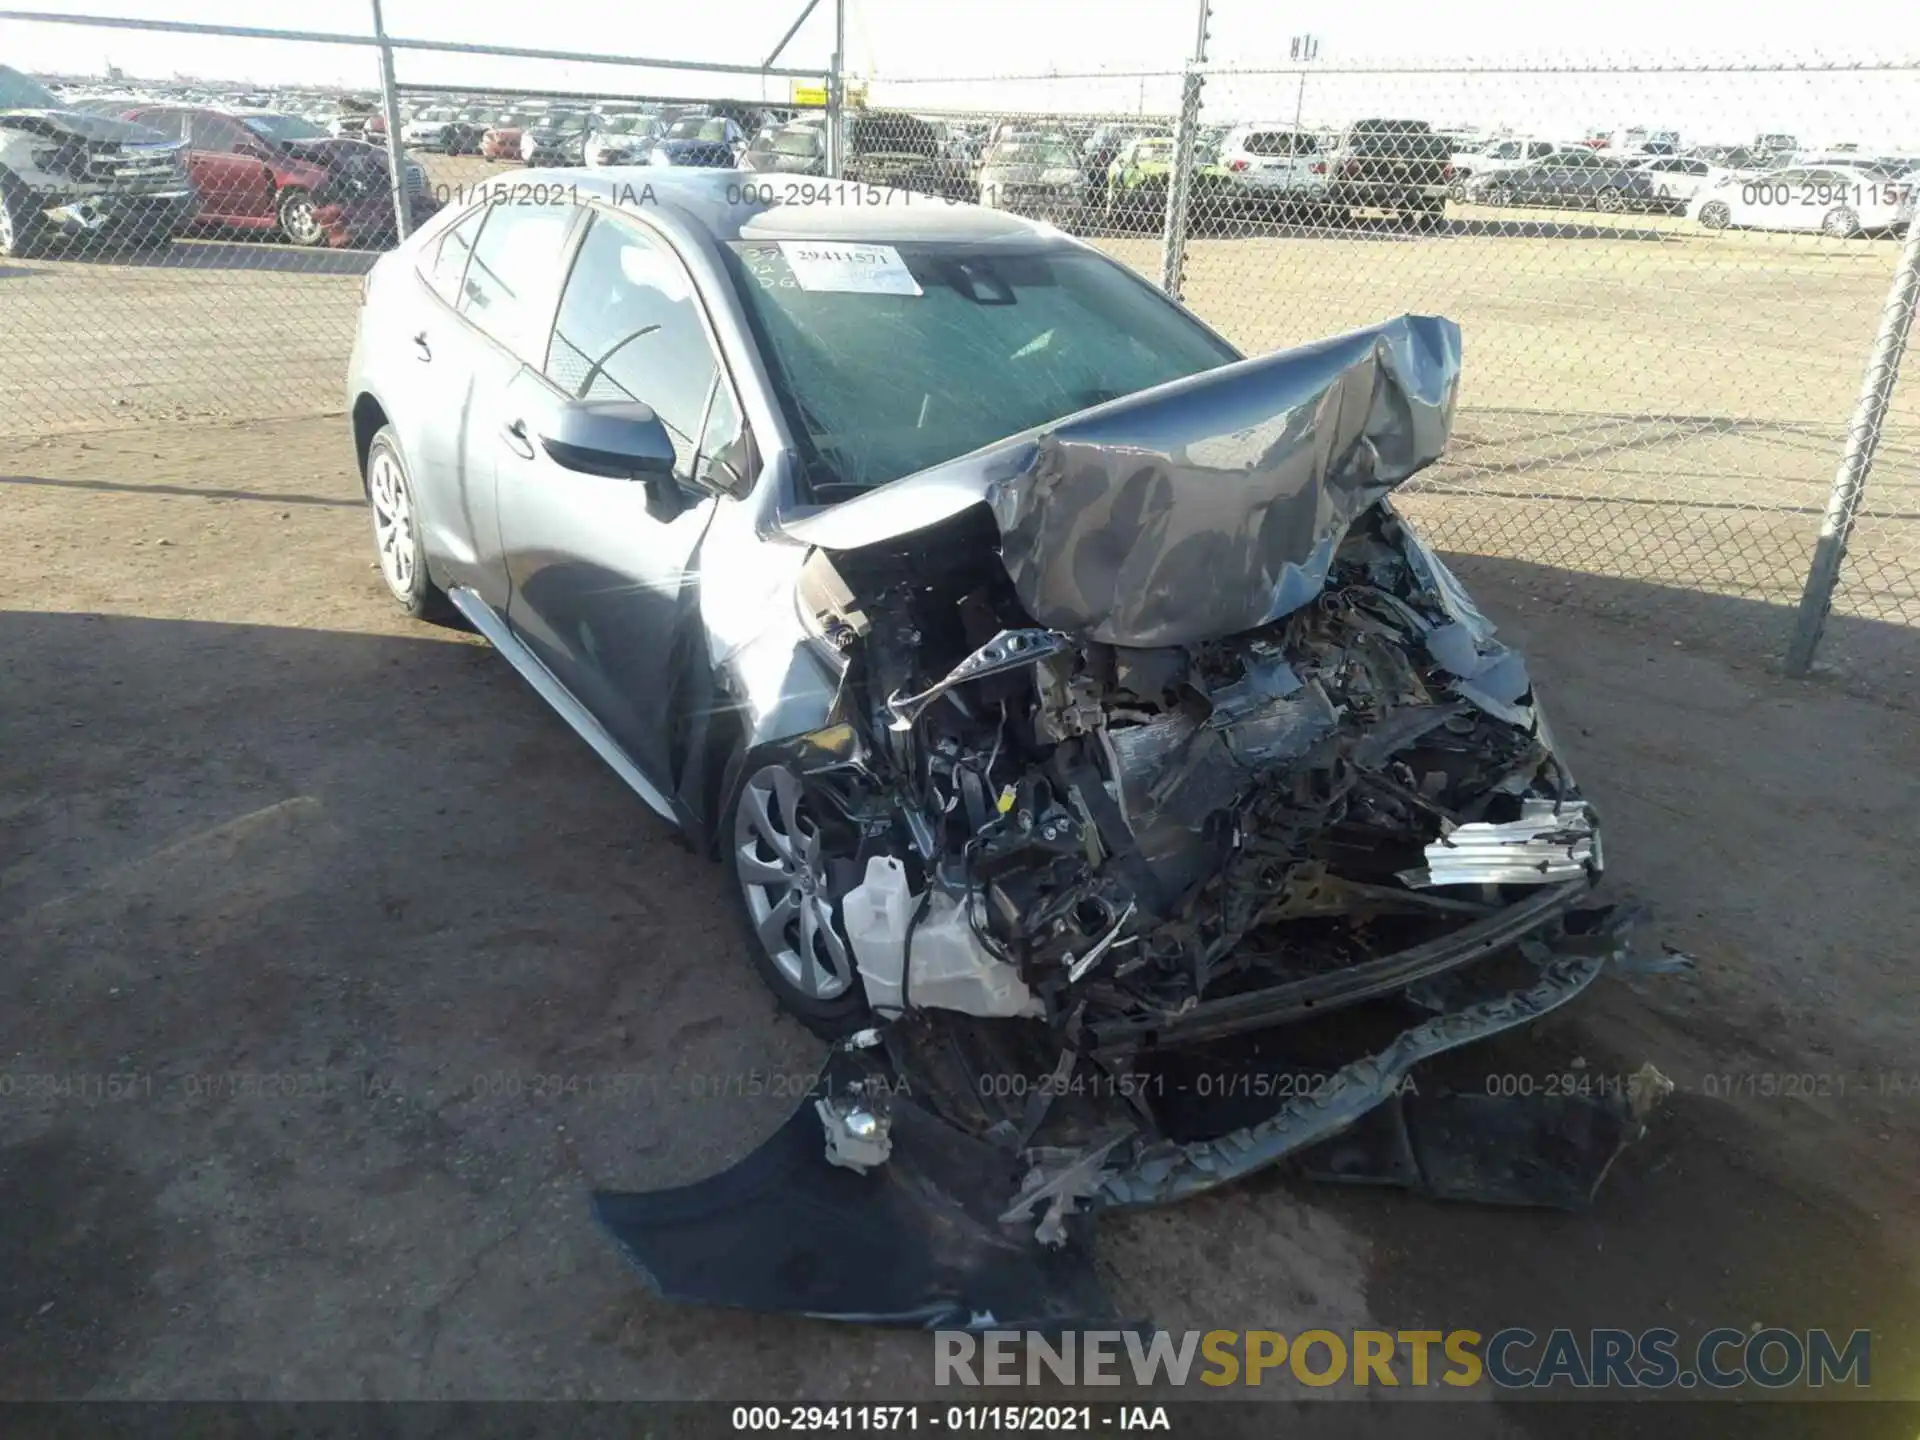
[592,1051,1123,1330]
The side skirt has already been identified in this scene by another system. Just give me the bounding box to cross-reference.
[447,585,679,825]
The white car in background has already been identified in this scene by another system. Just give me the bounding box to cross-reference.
[1215,123,1327,207]
[1628,154,1751,206]
[584,114,663,167]
[1691,163,1913,237]
[1447,136,1560,194]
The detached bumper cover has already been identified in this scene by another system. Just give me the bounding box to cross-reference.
[594,911,1661,1328]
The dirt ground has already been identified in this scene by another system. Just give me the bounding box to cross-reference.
[2,414,1918,1433]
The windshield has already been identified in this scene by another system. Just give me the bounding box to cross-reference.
[243,113,329,142]
[0,64,60,110]
[723,242,1236,495]
[766,129,821,156]
[602,115,654,135]
[989,141,1077,168]
[416,108,455,122]
[669,117,729,141]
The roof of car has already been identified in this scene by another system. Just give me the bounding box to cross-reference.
[527,167,1063,246]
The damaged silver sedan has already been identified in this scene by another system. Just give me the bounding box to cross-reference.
[346,170,1662,1329]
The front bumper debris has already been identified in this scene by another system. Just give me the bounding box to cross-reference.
[594,905,1667,1328]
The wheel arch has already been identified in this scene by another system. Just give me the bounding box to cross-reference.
[351,392,390,489]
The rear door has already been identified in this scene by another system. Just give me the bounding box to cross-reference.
[185,110,274,223]
[496,207,749,780]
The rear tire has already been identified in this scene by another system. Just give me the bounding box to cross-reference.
[1596,187,1627,214]
[1487,183,1515,207]
[365,427,453,622]
[1822,206,1860,239]
[1698,200,1731,230]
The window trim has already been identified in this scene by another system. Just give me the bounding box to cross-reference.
[541,201,755,495]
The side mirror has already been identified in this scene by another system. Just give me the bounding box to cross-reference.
[537,400,676,479]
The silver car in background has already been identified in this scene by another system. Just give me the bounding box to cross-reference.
[977,132,1088,223]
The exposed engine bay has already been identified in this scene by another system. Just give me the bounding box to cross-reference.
[592,315,1670,1328]
[795,497,1598,1052]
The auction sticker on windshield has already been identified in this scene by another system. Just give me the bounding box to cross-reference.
[778,241,922,296]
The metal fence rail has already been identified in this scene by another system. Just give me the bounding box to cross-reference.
[1,8,1916,693]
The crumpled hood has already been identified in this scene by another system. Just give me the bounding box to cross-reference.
[779,313,1461,647]
[0,108,170,145]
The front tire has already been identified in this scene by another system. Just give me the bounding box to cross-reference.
[1822,206,1860,239]
[365,427,452,621]
[0,173,46,258]
[1596,187,1627,214]
[725,761,869,1039]
[1699,200,1732,230]
[276,186,326,247]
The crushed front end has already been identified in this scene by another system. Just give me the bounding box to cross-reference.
[595,316,1668,1325]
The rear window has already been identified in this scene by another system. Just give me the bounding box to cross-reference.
[1242,131,1313,157]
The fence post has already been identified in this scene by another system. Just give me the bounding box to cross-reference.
[1783,213,1920,676]
[1157,0,1211,299]
[825,0,846,179]
[369,0,411,243]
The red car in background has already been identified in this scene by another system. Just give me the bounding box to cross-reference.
[118,104,437,247]
[481,109,541,160]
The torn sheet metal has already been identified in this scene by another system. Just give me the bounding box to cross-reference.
[782,315,1462,648]
[1401,799,1600,888]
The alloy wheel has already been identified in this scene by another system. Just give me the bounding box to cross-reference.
[1823,207,1859,239]
[733,765,855,1002]
[281,194,323,245]
[368,448,416,599]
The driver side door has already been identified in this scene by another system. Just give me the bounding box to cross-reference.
[497,206,755,785]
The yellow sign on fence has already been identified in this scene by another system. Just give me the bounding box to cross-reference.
[790,82,867,108]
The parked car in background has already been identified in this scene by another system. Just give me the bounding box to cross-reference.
[1447,136,1558,194]
[1102,131,1241,228]
[403,105,484,155]
[1692,163,1913,237]
[742,123,826,176]
[664,115,745,156]
[648,138,737,169]
[1469,148,1667,214]
[844,110,972,200]
[521,111,591,167]
[1216,124,1328,214]
[123,104,435,246]
[978,132,1088,224]
[584,114,663,168]
[1628,153,1751,206]
[1080,122,1157,205]
[482,112,537,160]
[0,62,193,256]
[1324,118,1451,227]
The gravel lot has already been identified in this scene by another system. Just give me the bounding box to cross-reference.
[2,410,1918,1427]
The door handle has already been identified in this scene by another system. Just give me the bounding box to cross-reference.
[500,418,536,460]
[411,330,432,362]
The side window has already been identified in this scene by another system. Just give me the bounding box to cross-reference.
[190,113,247,153]
[136,109,186,140]
[421,205,485,305]
[544,211,717,478]
[457,200,576,360]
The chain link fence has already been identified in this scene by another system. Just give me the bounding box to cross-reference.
[1,11,1916,695]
